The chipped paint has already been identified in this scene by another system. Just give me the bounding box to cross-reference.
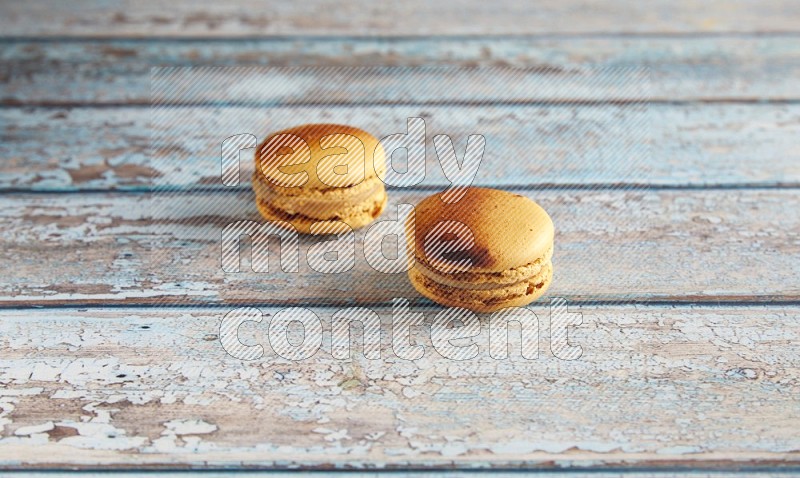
[1,190,799,306]
[0,306,798,468]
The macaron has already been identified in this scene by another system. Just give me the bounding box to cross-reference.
[253,123,387,233]
[406,187,554,312]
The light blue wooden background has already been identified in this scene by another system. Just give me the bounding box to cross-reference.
[0,0,799,474]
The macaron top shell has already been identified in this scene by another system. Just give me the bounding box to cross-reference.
[256,123,386,191]
[411,187,554,273]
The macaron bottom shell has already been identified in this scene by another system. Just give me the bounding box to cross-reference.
[408,262,553,313]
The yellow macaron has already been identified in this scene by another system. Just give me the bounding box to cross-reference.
[253,123,387,233]
[406,187,554,312]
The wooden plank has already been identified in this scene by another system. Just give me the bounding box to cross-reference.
[1,0,799,37]
[4,103,800,191]
[1,188,798,307]
[2,37,800,104]
[1,305,799,469]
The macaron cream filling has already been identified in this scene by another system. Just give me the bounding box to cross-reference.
[413,245,553,289]
[409,262,553,306]
[254,173,385,220]
[257,188,387,224]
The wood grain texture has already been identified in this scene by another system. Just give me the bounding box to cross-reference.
[2,37,800,104]
[1,188,798,307]
[4,103,800,191]
[1,0,799,37]
[1,305,799,469]
[1,3,798,473]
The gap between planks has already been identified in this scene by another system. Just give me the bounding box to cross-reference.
[5,299,800,312]
[3,184,800,196]
[6,100,800,108]
[7,32,800,41]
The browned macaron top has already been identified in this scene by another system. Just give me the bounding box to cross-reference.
[256,123,385,191]
[411,187,554,273]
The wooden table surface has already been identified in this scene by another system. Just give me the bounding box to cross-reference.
[1,1,800,475]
